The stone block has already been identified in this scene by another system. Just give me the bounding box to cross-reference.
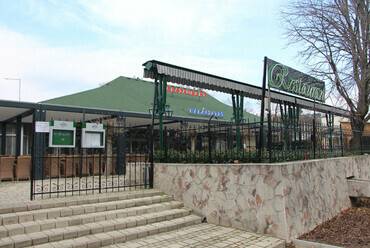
[33,210,48,221]
[72,236,90,248]
[11,233,32,248]
[124,217,137,228]
[6,224,24,236]
[39,219,56,231]
[81,215,94,225]
[93,214,105,222]
[44,229,63,242]
[64,226,79,239]
[77,225,91,237]
[17,212,34,223]
[47,209,61,219]
[86,237,101,248]
[92,233,113,246]
[100,221,115,232]
[115,201,126,209]
[55,219,69,228]
[95,205,106,212]
[84,206,95,214]
[70,206,85,215]
[22,221,40,234]
[135,216,147,226]
[0,226,8,238]
[28,232,49,245]
[107,230,126,244]
[40,202,54,209]
[85,223,103,234]
[2,213,18,225]
[125,200,136,208]
[116,210,128,218]
[105,212,116,220]
[60,208,73,217]
[27,203,41,211]
[0,237,13,248]
[65,199,78,206]
[106,203,117,211]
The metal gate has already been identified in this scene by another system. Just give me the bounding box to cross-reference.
[30,124,150,200]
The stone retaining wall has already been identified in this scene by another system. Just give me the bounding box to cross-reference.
[154,155,370,240]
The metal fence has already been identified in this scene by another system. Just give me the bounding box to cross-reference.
[153,121,370,163]
[30,120,369,199]
[31,125,150,200]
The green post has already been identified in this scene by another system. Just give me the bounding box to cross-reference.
[155,75,167,151]
[232,92,244,151]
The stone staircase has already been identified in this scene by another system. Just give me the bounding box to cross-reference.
[0,189,202,247]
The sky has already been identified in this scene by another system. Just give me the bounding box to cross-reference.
[0,0,302,113]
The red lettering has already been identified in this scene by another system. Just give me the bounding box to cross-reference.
[195,91,199,96]
[176,88,179,93]
[167,86,171,92]
[203,92,206,97]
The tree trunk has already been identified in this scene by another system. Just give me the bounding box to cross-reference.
[350,117,365,152]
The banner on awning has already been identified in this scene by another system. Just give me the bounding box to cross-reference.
[267,58,325,102]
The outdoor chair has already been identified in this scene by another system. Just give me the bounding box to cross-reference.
[15,155,31,180]
[0,156,15,181]
[91,154,106,176]
[76,155,90,177]
[63,156,77,177]
[46,155,64,178]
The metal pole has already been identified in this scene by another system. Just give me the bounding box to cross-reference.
[208,115,214,163]
[259,56,268,162]
[149,78,158,189]
[340,124,344,156]
[313,101,316,159]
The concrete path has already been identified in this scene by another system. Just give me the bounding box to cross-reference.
[109,223,284,248]
[0,181,285,248]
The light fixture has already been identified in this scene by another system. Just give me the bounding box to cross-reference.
[165,108,173,117]
[231,117,235,124]
[149,108,153,115]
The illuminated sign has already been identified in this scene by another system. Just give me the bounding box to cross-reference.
[167,86,206,97]
[267,58,325,102]
[189,107,224,117]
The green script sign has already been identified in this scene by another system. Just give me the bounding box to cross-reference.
[267,58,325,102]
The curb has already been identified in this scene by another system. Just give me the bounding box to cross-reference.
[292,239,343,248]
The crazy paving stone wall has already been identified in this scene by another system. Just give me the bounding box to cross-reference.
[154,155,370,240]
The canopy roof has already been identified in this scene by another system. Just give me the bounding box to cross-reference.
[143,60,350,117]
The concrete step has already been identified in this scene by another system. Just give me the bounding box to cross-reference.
[0,211,200,248]
[0,192,172,226]
[0,189,164,215]
[0,189,203,248]
[33,215,202,248]
[0,201,183,238]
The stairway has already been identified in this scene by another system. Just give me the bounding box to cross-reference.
[0,189,202,247]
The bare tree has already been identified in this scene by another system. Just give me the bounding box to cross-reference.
[281,0,369,148]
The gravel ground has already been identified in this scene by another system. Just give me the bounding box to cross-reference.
[297,198,370,248]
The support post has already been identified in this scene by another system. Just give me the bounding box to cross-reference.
[259,56,267,162]
[31,105,46,200]
[117,115,126,176]
[16,116,22,158]
[1,122,6,155]
[149,78,158,189]
[340,124,344,156]
[208,115,214,163]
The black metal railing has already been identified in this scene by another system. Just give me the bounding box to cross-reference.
[153,121,370,164]
[31,125,150,200]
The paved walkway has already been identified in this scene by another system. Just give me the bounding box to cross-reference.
[0,181,285,248]
[108,223,284,248]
